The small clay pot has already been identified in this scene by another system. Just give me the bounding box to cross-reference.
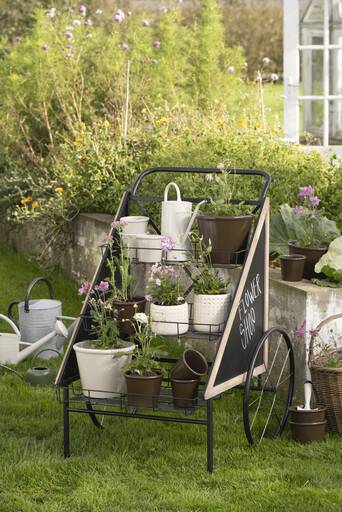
[125,371,163,408]
[289,406,326,423]
[289,420,327,444]
[113,297,146,334]
[287,242,329,280]
[170,349,208,380]
[279,254,306,282]
[171,378,200,408]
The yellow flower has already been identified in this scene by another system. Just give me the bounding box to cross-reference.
[180,103,186,109]
[156,117,168,125]
[73,141,78,146]
[20,196,32,204]
[254,123,262,129]
[102,120,110,127]
[158,132,166,137]
[75,137,83,143]
[141,108,147,114]
[55,187,63,193]
[226,130,232,135]
[238,119,248,127]
[80,156,87,161]
[80,122,86,128]
[217,118,224,126]
[32,201,38,209]
[271,126,279,133]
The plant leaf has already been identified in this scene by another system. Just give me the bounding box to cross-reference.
[315,236,342,283]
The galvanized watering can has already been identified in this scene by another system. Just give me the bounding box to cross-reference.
[161,182,206,261]
[0,313,68,365]
[8,277,76,360]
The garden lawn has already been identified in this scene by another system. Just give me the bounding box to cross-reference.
[0,243,341,512]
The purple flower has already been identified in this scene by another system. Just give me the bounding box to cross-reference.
[161,236,175,252]
[177,297,185,302]
[68,9,74,13]
[159,6,168,14]
[296,321,306,340]
[78,283,90,295]
[84,19,93,26]
[141,20,150,27]
[95,281,110,293]
[114,9,125,23]
[227,66,234,73]
[206,174,213,182]
[65,31,73,38]
[72,48,77,52]
[297,186,314,199]
[72,20,81,26]
[66,45,73,48]
[271,73,279,81]
[95,9,103,14]
[15,36,22,41]
[66,53,73,58]
[153,41,160,48]
[241,41,247,47]
[48,8,56,18]
[309,196,320,207]
[122,44,129,51]
[293,205,303,215]
[111,219,128,228]
[126,11,132,16]
[79,5,86,14]
[309,327,321,336]
[42,44,50,50]
[66,26,74,31]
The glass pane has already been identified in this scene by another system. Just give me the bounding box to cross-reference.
[300,0,324,25]
[300,48,324,95]
[300,99,324,142]
[329,99,342,143]
[330,48,342,94]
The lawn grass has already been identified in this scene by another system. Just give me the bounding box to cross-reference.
[0,244,342,512]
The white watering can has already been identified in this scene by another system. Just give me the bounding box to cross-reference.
[161,182,206,261]
[0,314,68,365]
[8,277,76,360]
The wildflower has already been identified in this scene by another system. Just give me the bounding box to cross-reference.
[174,0,183,3]
[102,120,110,127]
[32,201,39,209]
[297,186,314,199]
[141,20,150,27]
[79,156,86,160]
[217,118,224,126]
[293,205,303,215]
[79,5,86,14]
[217,163,224,170]
[84,19,93,26]
[134,312,148,324]
[206,174,213,181]
[55,187,63,193]
[66,53,73,58]
[72,48,77,53]
[153,41,160,48]
[254,123,262,129]
[227,66,234,73]
[95,9,103,14]
[80,122,86,127]
[141,108,147,114]
[296,320,306,340]
[271,73,279,81]
[20,196,32,204]
[161,237,175,252]
[263,57,270,63]
[238,119,247,127]
[72,20,81,26]
[180,103,186,108]
[177,297,184,302]
[126,11,132,16]
[309,327,321,336]
[111,219,128,228]
[309,196,320,207]
[113,9,125,23]
[42,44,50,50]
[68,9,73,13]
[271,126,279,133]
[78,283,90,295]
[145,294,153,302]
[122,44,129,51]
[156,117,167,125]
[158,132,166,137]
[48,7,56,18]
[75,136,83,142]
[241,41,247,47]
[159,6,168,13]
[15,37,22,41]
[86,34,93,38]
[65,31,73,38]
[95,281,110,293]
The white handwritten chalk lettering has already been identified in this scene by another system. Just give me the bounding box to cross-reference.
[238,273,262,349]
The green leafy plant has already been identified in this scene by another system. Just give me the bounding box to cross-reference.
[146,263,186,306]
[314,236,342,287]
[123,313,167,376]
[186,234,230,295]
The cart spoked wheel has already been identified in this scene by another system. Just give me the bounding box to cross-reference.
[243,326,295,445]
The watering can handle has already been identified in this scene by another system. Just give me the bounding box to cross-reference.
[30,348,63,367]
[7,301,20,329]
[163,182,182,202]
[24,277,54,313]
[0,313,21,337]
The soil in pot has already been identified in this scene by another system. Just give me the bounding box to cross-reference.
[287,242,329,280]
[279,254,306,282]
[125,371,163,408]
[113,297,146,334]
[171,378,200,408]
[196,214,254,265]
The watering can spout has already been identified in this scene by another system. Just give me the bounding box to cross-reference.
[17,320,68,363]
[180,200,207,246]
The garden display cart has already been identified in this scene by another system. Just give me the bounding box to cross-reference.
[55,167,295,472]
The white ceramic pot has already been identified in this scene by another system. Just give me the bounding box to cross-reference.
[120,216,149,234]
[136,234,164,263]
[73,340,135,398]
[193,293,231,333]
[150,302,189,336]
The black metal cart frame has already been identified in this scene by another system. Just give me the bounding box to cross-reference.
[55,167,294,472]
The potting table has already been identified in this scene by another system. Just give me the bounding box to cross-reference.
[55,167,295,472]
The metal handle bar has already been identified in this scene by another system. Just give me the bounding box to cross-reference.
[24,277,55,313]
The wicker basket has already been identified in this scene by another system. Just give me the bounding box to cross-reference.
[308,313,342,435]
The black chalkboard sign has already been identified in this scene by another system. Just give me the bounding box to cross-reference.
[204,198,269,399]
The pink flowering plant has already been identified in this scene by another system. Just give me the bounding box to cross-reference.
[78,281,125,349]
[146,263,186,306]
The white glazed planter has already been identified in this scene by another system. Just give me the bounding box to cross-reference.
[150,302,189,336]
[193,293,231,333]
[73,341,135,398]
[120,216,149,234]
[136,234,164,263]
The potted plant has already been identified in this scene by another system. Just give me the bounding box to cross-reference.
[147,262,189,336]
[196,166,254,264]
[124,312,167,408]
[103,219,146,333]
[74,281,135,398]
[270,186,340,280]
[186,235,231,333]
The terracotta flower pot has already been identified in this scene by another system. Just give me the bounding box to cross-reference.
[125,371,163,408]
[170,349,208,380]
[196,213,254,265]
[279,254,306,282]
[287,242,329,280]
[112,297,146,334]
